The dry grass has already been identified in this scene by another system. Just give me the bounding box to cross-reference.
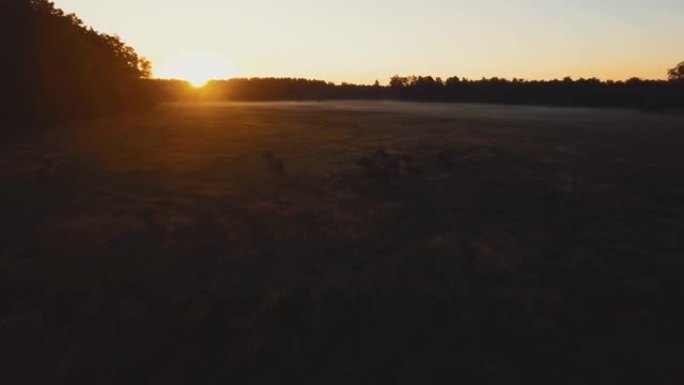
[1,101,683,383]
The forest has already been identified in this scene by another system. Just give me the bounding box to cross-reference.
[1,0,152,124]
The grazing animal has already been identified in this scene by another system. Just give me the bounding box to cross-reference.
[262,151,285,174]
[396,153,412,171]
[374,150,400,177]
[547,170,582,203]
[437,148,460,171]
[359,157,381,178]
[40,155,59,177]
[359,149,410,181]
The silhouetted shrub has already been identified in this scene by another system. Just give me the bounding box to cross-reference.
[668,61,684,82]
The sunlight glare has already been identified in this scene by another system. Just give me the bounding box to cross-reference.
[155,50,239,87]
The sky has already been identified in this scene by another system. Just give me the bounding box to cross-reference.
[54,0,684,84]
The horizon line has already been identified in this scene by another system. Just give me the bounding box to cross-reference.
[152,74,671,86]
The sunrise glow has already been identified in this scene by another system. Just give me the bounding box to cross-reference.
[155,50,240,87]
[52,0,684,83]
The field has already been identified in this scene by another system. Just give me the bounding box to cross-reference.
[2,101,683,383]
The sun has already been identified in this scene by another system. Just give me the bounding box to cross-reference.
[155,50,239,87]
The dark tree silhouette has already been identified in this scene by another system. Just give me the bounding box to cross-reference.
[668,61,684,82]
[1,0,152,125]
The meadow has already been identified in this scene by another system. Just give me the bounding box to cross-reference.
[1,101,683,383]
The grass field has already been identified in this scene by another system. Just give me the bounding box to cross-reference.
[2,101,683,383]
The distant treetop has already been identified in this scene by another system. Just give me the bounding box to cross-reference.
[668,61,684,82]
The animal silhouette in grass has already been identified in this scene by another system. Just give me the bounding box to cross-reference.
[38,154,60,178]
[359,149,412,182]
[437,147,486,171]
[262,151,286,175]
[546,169,582,204]
[437,148,463,172]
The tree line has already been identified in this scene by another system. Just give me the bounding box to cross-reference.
[152,70,684,110]
[386,74,684,108]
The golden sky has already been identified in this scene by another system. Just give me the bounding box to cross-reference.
[54,0,684,84]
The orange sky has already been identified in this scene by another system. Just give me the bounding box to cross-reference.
[54,0,684,84]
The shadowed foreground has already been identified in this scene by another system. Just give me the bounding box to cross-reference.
[1,102,683,383]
